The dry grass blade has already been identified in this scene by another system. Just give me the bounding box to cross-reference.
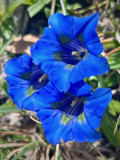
[40,147,46,160]
[0,143,27,148]
[46,144,52,160]
[101,38,113,43]
[0,131,30,137]
[90,143,107,160]
[55,144,59,160]
[113,114,120,135]
[4,147,22,160]
[60,151,69,160]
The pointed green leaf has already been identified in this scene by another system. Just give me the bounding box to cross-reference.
[108,51,120,69]
[109,100,120,116]
[101,111,120,147]
[0,102,20,113]
[28,1,45,17]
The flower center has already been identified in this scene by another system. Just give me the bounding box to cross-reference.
[51,94,84,124]
[30,68,49,91]
[54,39,87,65]
[21,67,49,96]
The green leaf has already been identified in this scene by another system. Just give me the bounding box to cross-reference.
[88,76,98,89]
[11,134,30,141]
[103,40,119,49]
[24,0,38,5]
[28,0,51,17]
[1,80,8,95]
[108,51,120,69]
[0,38,3,48]
[43,0,51,5]
[0,0,5,16]
[104,72,119,87]
[58,152,64,160]
[0,106,20,113]
[11,142,38,160]
[108,100,120,116]
[101,111,120,147]
[0,102,20,113]
[28,1,45,17]
[0,0,24,24]
[0,37,13,56]
[44,7,50,18]
[7,0,24,14]
[1,17,14,39]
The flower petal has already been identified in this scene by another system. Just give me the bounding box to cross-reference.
[84,88,112,129]
[84,88,112,116]
[61,121,74,142]
[44,82,63,100]
[73,117,101,142]
[24,82,63,111]
[4,54,32,77]
[73,12,98,38]
[31,40,61,66]
[84,112,101,129]
[37,109,63,145]
[48,12,73,43]
[41,61,72,92]
[40,27,60,45]
[81,54,110,77]
[69,81,92,97]
[70,63,83,83]
[6,76,30,109]
[23,92,50,111]
[85,41,103,56]
[71,54,110,83]
[82,13,103,56]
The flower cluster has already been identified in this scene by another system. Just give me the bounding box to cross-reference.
[5,12,112,145]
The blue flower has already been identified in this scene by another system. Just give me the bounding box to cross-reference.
[31,12,110,92]
[36,87,112,145]
[4,54,62,111]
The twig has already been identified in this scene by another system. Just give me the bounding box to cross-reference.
[55,144,59,160]
[73,0,107,15]
[113,114,120,135]
[60,0,67,15]
[50,0,56,15]
[104,46,120,57]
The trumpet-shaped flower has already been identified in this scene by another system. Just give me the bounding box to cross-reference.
[31,12,110,92]
[4,54,62,111]
[37,87,112,145]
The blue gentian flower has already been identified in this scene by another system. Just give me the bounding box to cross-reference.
[37,87,112,145]
[31,12,110,92]
[4,54,62,111]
